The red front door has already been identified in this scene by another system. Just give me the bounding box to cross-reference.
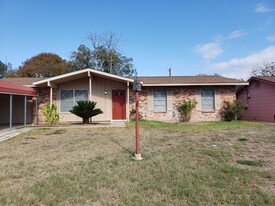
[112,90,126,120]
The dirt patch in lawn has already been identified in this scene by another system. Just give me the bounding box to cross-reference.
[0,122,274,205]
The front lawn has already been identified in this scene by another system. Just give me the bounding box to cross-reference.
[0,121,274,205]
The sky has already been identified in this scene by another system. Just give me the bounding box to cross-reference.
[0,0,274,80]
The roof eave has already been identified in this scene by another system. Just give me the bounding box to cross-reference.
[33,68,134,86]
[142,83,249,86]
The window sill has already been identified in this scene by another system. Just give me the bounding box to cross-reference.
[153,111,167,113]
[201,110,215,113]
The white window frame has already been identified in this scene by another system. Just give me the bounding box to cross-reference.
[60,89,88,112]
[153,89,167,112]
[201,89,215,111]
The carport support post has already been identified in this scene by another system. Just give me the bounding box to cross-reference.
[35,97,38,125]
[24,96,27,126]
[9,94,12,130]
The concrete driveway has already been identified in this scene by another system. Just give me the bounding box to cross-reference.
[0,127,33,142]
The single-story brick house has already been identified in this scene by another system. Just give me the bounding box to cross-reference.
[1,68,248,125]
[237,76,275,122]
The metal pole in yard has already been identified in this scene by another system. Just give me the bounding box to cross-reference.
[133,78,142,160]
[135,91,140,155]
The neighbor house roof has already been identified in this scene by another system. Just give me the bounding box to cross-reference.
[248,76,275,84]
[0,80,38,96]
[137,76,248,86]
[2,78,45,87]
[33,68,134,87]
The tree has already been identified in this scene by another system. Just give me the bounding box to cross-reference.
[70,100,103,124]
[68,44,93,71]
[69,32,137,76]
[0,61,12,78]
[251,62,275,76]
[16,53,71,77]
[197,73,221,76]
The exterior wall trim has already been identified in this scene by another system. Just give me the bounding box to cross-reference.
[143,83,248,86]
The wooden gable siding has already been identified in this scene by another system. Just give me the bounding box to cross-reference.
[237,79,275,122]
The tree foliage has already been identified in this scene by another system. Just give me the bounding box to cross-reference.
[0,61,12,78]
[197,73,221,76]
[251,62,275,76]
[68,44,93,71]
[70,100,103,124]
[69,32,136,76]
[16,53,71,77]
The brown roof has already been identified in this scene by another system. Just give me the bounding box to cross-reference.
[250,76,275,84]
[137,76,247,85]
[2,78,45,86]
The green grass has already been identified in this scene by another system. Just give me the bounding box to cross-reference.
[237,160,264,167]
[127,120,266,132]
[0,121,274,205]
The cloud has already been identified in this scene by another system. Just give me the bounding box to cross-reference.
[195,42,223,59]
[228,30,247,39]
[267,35,275,41]
[255,3,275,13]
[209,45,275,79]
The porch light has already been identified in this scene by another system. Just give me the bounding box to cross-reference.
[104,90,108,95]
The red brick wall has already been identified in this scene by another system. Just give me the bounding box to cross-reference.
[32,88,57,124]
[130,86,236,122]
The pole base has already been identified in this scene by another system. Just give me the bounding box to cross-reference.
[134,153,142,161]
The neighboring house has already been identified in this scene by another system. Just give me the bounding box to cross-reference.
[1,69,247,125]
[237,76,275,122]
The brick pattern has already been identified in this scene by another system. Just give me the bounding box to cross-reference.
[130,86,236,122]
[32,88,57,124]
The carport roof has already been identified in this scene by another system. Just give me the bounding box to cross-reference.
[0,80,38,96]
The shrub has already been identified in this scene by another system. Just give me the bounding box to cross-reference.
[178,100,197,122]
[70,100,103,124]
[129,109,143,121]
[43,104,59,126]
[221,100,245,121]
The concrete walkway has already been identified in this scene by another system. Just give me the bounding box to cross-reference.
[0,127,34,142]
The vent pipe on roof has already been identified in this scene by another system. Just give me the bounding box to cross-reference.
[169,68,172,77]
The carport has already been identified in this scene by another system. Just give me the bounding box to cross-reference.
[0,80,38,129]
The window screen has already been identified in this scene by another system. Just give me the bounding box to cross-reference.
[60,90,88,112]
[201,89,215,111]
[154,90,167,112]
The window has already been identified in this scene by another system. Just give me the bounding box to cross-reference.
[60,90,88,112]
[154,89,167,112]
[201,89,215,111]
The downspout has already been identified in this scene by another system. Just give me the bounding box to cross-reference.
[50,87,53,106]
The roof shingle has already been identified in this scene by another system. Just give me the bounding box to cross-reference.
[137,76,246,85]
[2,78,45,86]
